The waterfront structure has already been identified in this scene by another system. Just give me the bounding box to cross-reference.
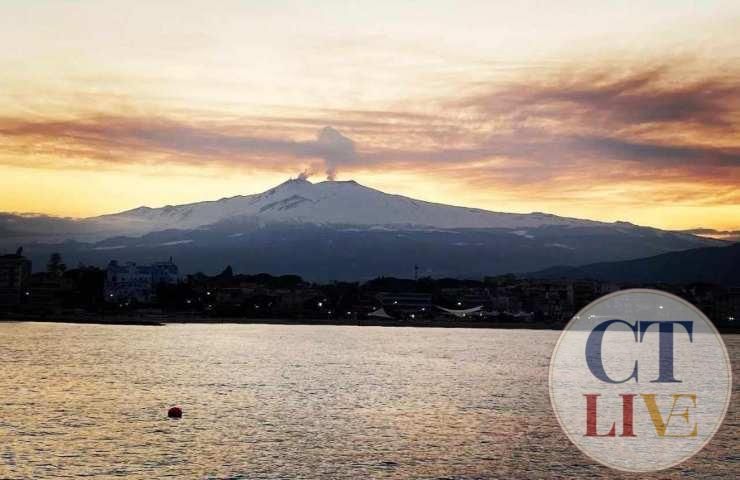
[376,292,433,318]
[368,307,393,319]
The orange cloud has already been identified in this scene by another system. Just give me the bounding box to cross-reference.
[0,63,737,228]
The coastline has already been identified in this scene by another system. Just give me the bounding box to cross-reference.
[2,313,739,333]
[1,313,561,329]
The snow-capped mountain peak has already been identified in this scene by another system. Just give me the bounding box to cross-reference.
[89,177,604,235]
[1,178,725,279]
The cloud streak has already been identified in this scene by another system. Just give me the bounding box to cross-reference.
[0,62,737,208]
[459,65,740,130]
[0,115,364,179]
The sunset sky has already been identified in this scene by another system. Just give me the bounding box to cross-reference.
[1,1,738,231]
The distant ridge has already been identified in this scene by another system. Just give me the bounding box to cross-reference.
[0,178,728,279]
[529,243,740,285]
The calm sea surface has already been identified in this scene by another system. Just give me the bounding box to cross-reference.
[0,323,736,479]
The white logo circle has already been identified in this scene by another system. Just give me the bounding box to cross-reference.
[549,289,732,472]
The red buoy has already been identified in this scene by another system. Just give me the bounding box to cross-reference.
[167,406,183,419]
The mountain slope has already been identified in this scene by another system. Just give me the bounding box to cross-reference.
[89,178,604,235]
[13,222,729,281]
[529,243,740,285]
[0,178,727,279]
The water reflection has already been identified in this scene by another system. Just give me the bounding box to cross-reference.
[0,323,736,479]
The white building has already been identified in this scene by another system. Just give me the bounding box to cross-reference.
[105,258,179,303]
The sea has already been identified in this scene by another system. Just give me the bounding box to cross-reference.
[0,323,736,479]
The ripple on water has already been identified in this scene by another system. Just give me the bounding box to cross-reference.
[0,323,736,479]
